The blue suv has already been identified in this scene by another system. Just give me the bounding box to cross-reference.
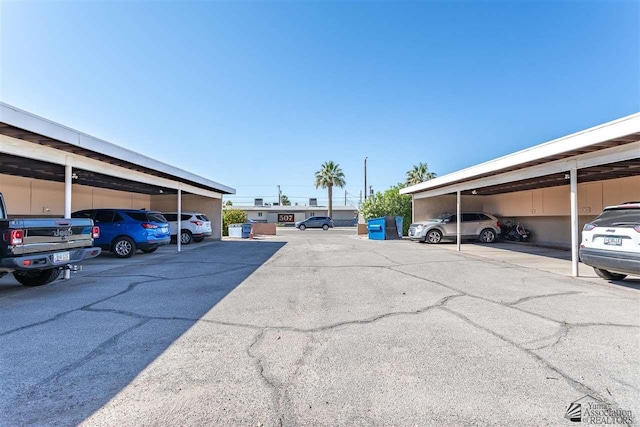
[72,209,170,258]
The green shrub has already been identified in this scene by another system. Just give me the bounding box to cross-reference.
[222,208,248,236]
[360,185,412,236]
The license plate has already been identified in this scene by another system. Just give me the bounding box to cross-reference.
[604,237,622,246]
[53,251,70,263]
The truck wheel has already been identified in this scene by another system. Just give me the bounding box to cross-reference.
[13,269,61,286]
[113,236,136,258]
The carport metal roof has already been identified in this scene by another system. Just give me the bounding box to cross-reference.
[400,113,640,198]
[0,102,235,197]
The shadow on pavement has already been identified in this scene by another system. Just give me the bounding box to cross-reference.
[0,240,285,425]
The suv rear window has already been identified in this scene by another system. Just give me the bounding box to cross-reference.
[147,212,168,223]
[197,215,209,221]
[592,208,640,227]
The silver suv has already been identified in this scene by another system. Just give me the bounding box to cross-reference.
[295,216,333,231]
[409,212,501,244]
[579,202,640,280]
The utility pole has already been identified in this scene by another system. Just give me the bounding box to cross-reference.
[364,157,368,200]
[277,185,281,206]
[370,185,373,197]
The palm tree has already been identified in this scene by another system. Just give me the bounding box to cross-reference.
[314,161,346,219]
[405,162,436,186]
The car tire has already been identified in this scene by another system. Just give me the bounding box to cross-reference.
[299,225,306,231]
[13,269,61,286]
[142,248,158,254]
[426,229,442,244]
[322,224,329,231]
[479,228,496,243]
[112,236,136,258]
[180,230,193,245]
[593,267,627,281]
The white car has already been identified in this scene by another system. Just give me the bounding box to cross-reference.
[579,202,640,280]
[162,212,212,245]
[408,212,501,243]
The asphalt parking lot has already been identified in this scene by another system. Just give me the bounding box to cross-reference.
[1,228,638,426]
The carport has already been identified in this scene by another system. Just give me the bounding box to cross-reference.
[401,113,640,277]
[0,102,235,256]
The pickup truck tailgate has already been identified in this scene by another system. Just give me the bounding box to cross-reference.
[4,218,96,255]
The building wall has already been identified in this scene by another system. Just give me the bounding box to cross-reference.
[0,174,150,216]
[150,194,222,240]
[412,176,640,248]
[412,194,483,223]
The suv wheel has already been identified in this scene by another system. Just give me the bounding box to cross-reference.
[299,224,306,231]
[593,267,627,281]
[479,229,496,243]
[322,224,329,231]
[180,230,193,245]
[426,229,442,244]
[113,237,136,258]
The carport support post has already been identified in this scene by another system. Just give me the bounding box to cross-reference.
[177,188,182,253]
[64,164,72,279]
[570,167,579,277]
[456,189,461,252]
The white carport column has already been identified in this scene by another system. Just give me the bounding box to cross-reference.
[570,167,579,277]
[456,189,461,252]
[177,188,182,253]
[64,164,72,279]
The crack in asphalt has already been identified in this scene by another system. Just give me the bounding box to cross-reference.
[523,324,570,351]
[508,291,583,306]
[24,319,150,397]
[0,264,259,338]
[439,306,623,411]
[247,328,285,427]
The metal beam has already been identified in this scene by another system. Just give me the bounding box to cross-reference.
[414,142,640,200]
[570,167,579,277]
[0,134,223,199]
[456,189,461,252]
[402,113,640,195]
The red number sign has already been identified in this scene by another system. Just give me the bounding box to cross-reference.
[278,214,295,223]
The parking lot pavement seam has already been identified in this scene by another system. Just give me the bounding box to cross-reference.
[507,291,584,306]
[438,306,622,411]
[246,328,285,427]
[23,319,150,397]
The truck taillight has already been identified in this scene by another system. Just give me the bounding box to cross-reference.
[191,220,203,226]
[141,223,158,229]
[9,229,24,245]
[92,226,100,239]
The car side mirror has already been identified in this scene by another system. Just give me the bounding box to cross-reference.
[443,219,450,224]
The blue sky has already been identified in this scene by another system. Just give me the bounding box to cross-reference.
[1,0,638,207]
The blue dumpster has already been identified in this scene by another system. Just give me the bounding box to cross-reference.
[368,216,403,240]
[367,217,386,240]
[241,223,253,238]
